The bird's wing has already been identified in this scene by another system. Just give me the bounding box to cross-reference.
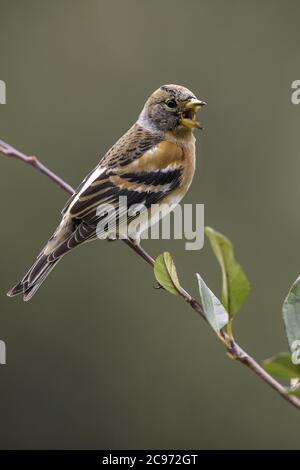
[51,125,185,259]
[62,123,160,215]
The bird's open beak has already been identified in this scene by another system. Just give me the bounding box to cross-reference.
[181,98,207,130]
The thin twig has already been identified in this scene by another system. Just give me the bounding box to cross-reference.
[0,140,74,195]
[1,139,300,411]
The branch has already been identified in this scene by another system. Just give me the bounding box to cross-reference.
[1,138,300,411]
[0,140,74,195]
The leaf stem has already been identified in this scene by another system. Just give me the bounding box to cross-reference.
[1,138,300,411]
[227,319,234,341]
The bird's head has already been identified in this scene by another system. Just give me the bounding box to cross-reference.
[139,84,207,134]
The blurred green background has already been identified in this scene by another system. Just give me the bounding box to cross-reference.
[1,0,300,450]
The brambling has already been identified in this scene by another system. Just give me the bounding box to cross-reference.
[8,84,206,300]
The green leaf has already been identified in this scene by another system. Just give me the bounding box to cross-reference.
[205,227,250,318]
[154,252,182,295]
[262,353,300,380]
[282,277,300,354]
[196,273,228,333]
[289,388,300,398]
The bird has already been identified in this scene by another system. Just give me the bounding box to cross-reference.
[7,84,206,301]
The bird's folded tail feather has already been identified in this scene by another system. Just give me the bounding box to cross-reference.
[7,216,75,301]
[7,254,61,302]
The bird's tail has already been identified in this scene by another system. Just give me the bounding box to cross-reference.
[7,216,74,301]
[7,255,61,301]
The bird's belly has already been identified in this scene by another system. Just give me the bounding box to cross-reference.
[120,193,183,241]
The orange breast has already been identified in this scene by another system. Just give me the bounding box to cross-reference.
[117,138,196,200]
[118,141,184,172]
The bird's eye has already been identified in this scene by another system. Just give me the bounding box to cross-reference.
[166,99,177,109]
